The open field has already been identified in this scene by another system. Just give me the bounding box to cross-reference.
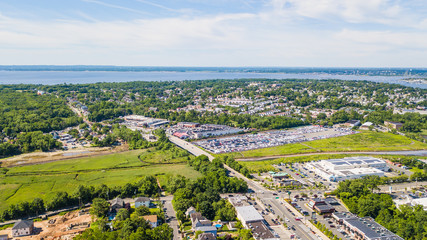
[0,148,200,212]
[0,144,129,167]
[225,131,427,159]
[240,153,425,173]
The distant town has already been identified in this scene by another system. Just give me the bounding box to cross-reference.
[0,79,426,240]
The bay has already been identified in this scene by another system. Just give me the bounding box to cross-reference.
[0,70,425,89]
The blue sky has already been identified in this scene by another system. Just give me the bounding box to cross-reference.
[0,0,426,67]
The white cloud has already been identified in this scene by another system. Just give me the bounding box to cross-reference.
[0,1,426,67]
[269,0,404,24]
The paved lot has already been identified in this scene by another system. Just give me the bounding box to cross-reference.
[194,126,356,154]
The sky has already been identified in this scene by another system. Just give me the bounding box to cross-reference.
[0,0,426,67]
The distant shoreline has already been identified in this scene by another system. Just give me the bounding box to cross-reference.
[0,70,426,89]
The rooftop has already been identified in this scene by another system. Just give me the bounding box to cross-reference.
[248,220,277,240]
[143,215,158,223]
[135,197,150,202]
[12,219,33,230]
[195,225,217,232]
[235,206,264,223]
[333,212,403,240]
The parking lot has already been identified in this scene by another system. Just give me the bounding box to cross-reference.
[195,126,356,153]
[290,197,349,239]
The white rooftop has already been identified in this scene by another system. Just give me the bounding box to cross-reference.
[412,198,427,210]
[235,206,264,223]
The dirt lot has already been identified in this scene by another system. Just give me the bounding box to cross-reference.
[0,209,92,240]
[0,144,129,167]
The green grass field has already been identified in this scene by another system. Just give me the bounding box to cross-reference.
[0,148,201,212]
[240,153,425,173]
[229,131,427,159]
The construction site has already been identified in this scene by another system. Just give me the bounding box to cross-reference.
[0,209,92,240]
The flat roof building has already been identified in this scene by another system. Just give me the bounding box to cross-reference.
[235,206,264,228]
[333,212,403,240]
[394,196,427,211]
[306,156,388,182]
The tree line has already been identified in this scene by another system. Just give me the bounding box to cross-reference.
[333,176,427,240]
[170,155,248,222]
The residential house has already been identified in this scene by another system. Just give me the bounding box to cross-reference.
[198,232,216,240]
[110,197,125,213]
[195,226,217,238]
[190,212,212,230]
[12,220,34,237]
[135,197,150,208]
[143,215,159,228]
[185,206,197,217]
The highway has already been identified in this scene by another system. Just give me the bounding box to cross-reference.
[169,135,329,240]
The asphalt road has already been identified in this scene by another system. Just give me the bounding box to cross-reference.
[161,196,181,240]
[169,135,330,240]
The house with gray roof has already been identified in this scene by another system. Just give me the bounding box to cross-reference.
[110,197,125,213]
[135,197,150,208]
[12,220,34,237]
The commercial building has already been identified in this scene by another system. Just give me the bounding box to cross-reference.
[168,123,242,139]
[122,115,169,129]
[306,156,389,182]
[394,196,427,211]
[307,198,335,214]
[344,120,361,127]
[269,172,289,180]
[248,221,279,240]
[235,206,264,228]
[228,195,249,207]
[232,198,279,240]
[332,212,403,240]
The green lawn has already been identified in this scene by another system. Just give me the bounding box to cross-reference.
[231,132,427,159]
[410,167,424,174]
[0,149,201,212]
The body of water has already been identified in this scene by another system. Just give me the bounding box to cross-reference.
[0,70,425,89]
